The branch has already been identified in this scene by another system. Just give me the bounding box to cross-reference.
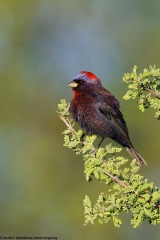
[101,169,128,188]
[123,66,160,120]
[143,86,160,99]
[59,115,76,135]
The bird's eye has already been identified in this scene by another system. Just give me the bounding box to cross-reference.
[81,80,86,85]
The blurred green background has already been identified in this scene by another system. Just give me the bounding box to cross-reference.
[0,0,160,239]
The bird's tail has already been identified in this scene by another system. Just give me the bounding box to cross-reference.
[125,147,147,166]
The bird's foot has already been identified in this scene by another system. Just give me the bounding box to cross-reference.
[80,133,86,142]
[98,137,104,148]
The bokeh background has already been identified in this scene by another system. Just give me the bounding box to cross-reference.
[0,0,160,239]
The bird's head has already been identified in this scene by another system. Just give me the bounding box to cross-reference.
[68,71,101,92]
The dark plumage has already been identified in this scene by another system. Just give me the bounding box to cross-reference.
[68,71,147,165]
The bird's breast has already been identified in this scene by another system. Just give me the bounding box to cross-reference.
[70,99,114,138]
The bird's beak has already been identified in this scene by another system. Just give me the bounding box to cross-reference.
[68,81,79,88]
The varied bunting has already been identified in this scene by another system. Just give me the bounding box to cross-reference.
[68,71,146,165]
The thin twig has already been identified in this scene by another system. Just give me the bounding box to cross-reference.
[143,87,160,99]
[59,115,76,135]
[101,169,128,188]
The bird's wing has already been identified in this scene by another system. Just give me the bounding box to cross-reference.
[99,88,120,109]
[98,103,131,144]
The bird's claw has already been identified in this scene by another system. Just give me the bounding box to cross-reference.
[80,133,86,142]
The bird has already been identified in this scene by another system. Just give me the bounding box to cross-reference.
[68,71,147,165]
